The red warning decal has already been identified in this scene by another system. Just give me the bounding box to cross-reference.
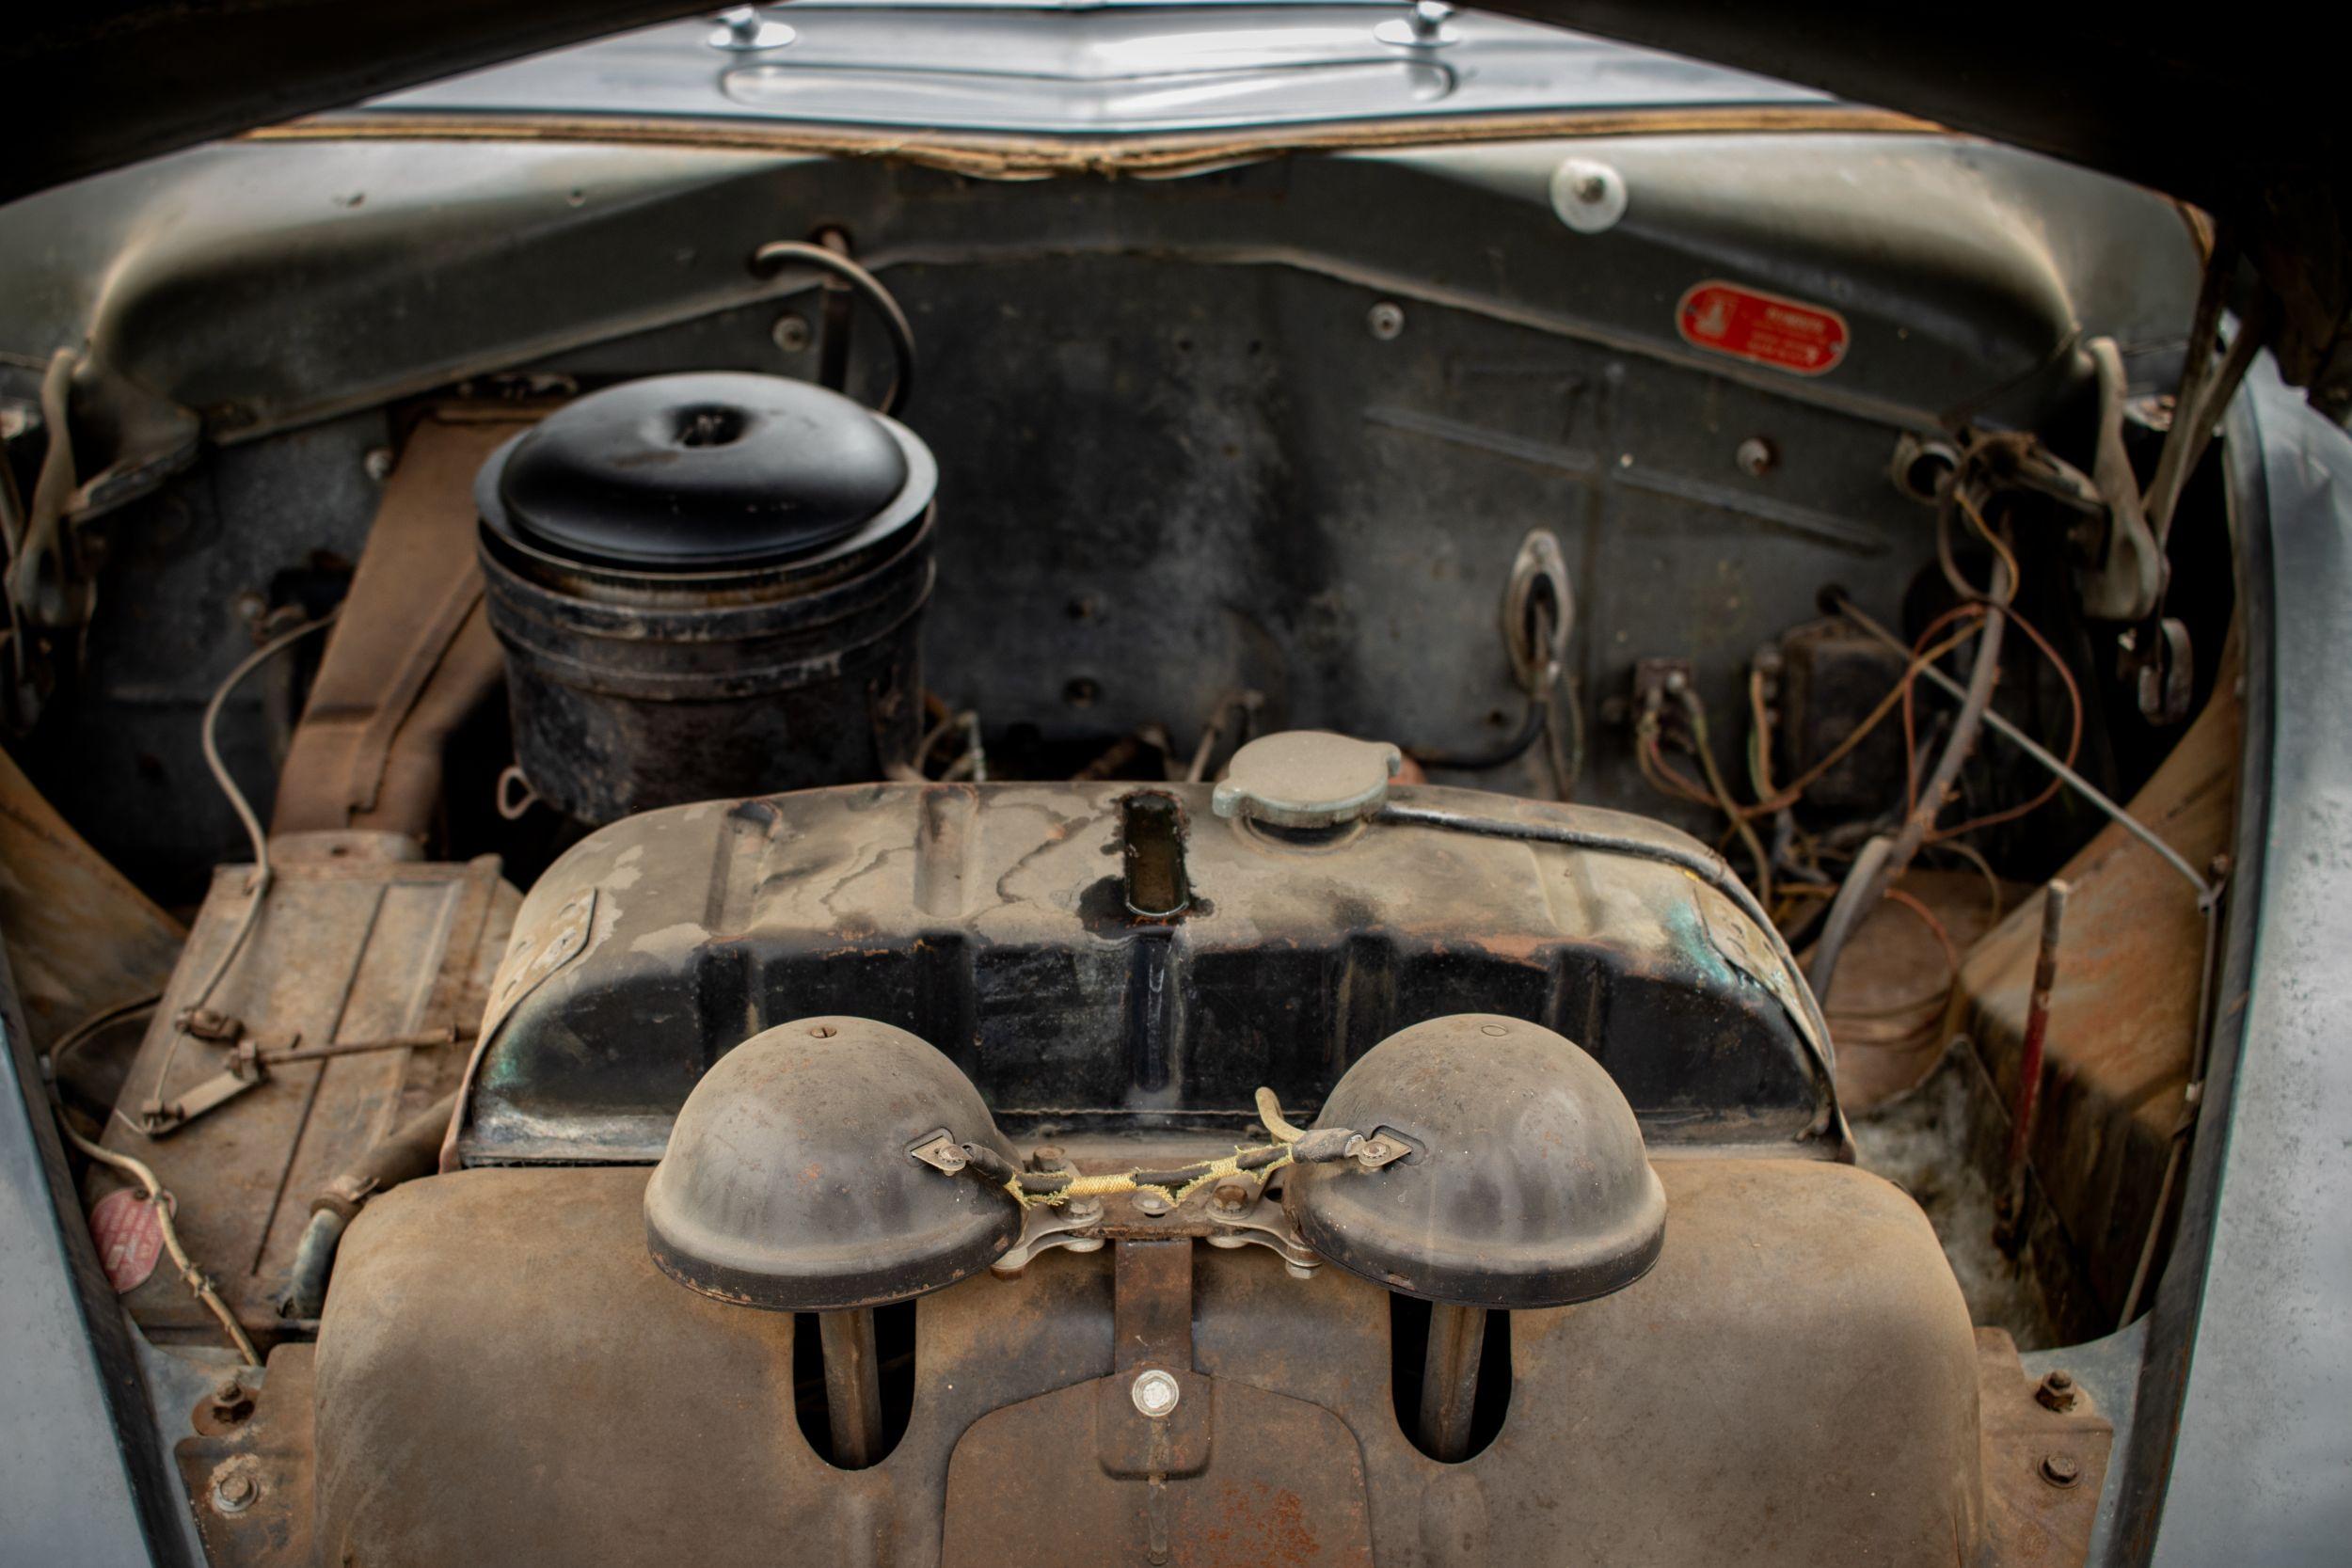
[1676,280,1850,376]
[90,1188,165,1293]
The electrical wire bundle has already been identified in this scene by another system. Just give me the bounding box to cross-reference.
[1635,447,2090,1022]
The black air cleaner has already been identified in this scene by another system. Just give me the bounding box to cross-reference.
[475,372,936,822]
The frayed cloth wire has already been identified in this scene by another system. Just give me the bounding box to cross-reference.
[57,1115,260,1365]
[965,1086,1355,1209]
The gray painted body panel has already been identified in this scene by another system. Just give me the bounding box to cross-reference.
[376,5,1829,133]
[2144,359,2352,1564]
[0,945,172,1567]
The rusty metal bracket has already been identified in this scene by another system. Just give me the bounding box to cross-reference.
[438,887,595,1171]
[177,1346,317,1568]
[992,1164,1321,1279]
[481,889,594,1043]
[135,1039,271,1135]
[1977,1330,2114,1566]
[134,1023,477,1137]
[943,1237,1373,1566]
[270,413,530,841]
[906,1129,969,1173]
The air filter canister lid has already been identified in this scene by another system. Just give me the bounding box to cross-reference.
[484,372,912,572]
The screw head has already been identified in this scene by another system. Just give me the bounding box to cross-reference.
[213,1471,259,1513]
[1549,158,1629,233]
[1367,301,1406,341]
[808,1023,837,1038]
[709,6,796,50]
[361,446,395,482]
[1131,1369,1182,1418]
[1132,1189,1171,1216]
[1374,2,1458,48]
[2039,1452,2081,1488]
[1736,436,1779,477]
[1211,1180,1250,1212]
[771,312,812,354]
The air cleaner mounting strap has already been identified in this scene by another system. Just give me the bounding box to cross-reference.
[941,1237,1373,1566]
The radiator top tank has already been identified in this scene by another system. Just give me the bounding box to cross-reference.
[451,773,1838,1166]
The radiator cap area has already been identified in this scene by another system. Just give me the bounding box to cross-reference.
[1285,1013,1666,1308]
[1212,730,1402,830]
[644,1016,1021,1310]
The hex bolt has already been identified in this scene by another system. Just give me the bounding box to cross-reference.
[1211,1180,1249,1212]
[1367,302,1406,341]
[213,1472,259,1513]
[206,1376,254,1424]
[2039,1452,2081,1488]
[1132,1189,1171,1216]
[1736,436,1779,477]
[2036,1370,2079,1412]
[1131,1369,1182,1418]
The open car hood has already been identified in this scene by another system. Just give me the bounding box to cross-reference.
[6,2,2348,408]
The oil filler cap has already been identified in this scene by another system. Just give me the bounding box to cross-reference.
[1213,731,1402,830]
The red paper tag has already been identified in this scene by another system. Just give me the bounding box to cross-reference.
[1676,280,1850,376]
[89,1188,165,1293]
